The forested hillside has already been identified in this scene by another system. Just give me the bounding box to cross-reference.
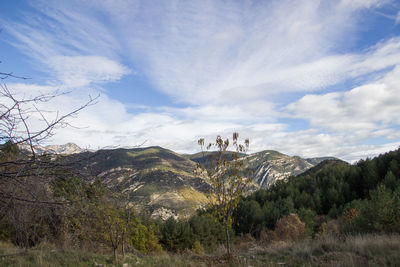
[234,148,400,238]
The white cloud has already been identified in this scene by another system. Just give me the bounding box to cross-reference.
[287,65,400,127]
[397,11,400,24]
[7,0,399,105]
[121,0,350,104]
[339,0,388,10]
[8,78,399,163]
[3,1,129,87]
[48,56,131,88]
[7,83,58,95]
[3,0,400,163]
[100,0,398,108]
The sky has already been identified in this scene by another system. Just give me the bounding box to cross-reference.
[1,0,400,162]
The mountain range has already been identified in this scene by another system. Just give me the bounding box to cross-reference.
[18,142,90,155]
[21,143,338,219]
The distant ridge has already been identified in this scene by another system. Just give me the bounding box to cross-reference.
[16,143,340,220]
[305,156,338,166]
[18,142,91,155]
[297,158,349,178]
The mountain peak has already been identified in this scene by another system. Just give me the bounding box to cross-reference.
[18,142,89,155]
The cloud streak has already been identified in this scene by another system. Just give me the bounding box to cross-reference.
[2,0,400,162]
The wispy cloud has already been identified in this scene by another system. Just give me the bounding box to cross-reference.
[339,0,389,10]
[396,11,400,24]
[48,56,130,88]
[121,0,353,104]
[2,0,400,162]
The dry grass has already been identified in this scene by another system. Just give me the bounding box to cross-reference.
[235,233,400,266]
[1,234,399,266]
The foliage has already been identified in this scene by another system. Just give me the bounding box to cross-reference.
[233,199,264,237]
[191,240,204,254]
[189,213,228,251]
[234,147,400,238]
[50,178,162,261]
[159,217,193,252]
[261,214,306,243]
[157,212,228,252]
[344,185,400,233]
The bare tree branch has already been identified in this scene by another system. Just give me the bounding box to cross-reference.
[0,77,98,247]
[0,72,30,80]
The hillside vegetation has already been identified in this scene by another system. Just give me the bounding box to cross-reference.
[1,141,400,266]
[70,146,211,219]
[59,145,328,220]
[234,148,400,238]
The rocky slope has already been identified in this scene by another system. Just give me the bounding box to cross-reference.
[189,150,334,188]
[72,146,210,220]
[18,142,89,155]
[243,151,337,188]
[23,143,338,219]
[244,150,314,187]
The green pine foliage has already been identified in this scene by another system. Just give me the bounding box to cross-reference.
[158,213,228,252]
[234,148,400,237]
[344,185,400,233]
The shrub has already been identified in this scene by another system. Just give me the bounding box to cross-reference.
[189,214,226,250]
[159,218,193,252]
[274,214,306,242]
[319,219,340,236]
[191,240,204,254]
[260,214,306,243]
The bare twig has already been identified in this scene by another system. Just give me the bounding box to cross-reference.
[0,80,98,247]
[0,72,30,80]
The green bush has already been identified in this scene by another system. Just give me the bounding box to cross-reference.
[159,214,228,252]
[159,217,193,252]
[345,185,400,233]
[189,214,226,250]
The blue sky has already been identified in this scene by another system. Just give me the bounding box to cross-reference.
[1,0,400,162]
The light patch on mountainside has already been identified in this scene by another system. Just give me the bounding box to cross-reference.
[178,187,208,206]
[139,165,193,176]
[149,192,185,208]
[150,207,178,221]
[126,147,160,158]
[97,167,135,178]
[122,183,144,194]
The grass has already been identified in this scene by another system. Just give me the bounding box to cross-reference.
[0,243,112,267]
[1,234,400,266]
[237,234,400,266]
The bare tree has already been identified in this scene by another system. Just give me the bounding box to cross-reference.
[0,74,97,247]
[0,84,96,156]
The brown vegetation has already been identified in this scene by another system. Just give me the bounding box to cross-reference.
[260,214,306,244]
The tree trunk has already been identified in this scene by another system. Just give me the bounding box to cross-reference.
[113,246,118,264]
[225,220,231,257]
[122,234,125,257]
